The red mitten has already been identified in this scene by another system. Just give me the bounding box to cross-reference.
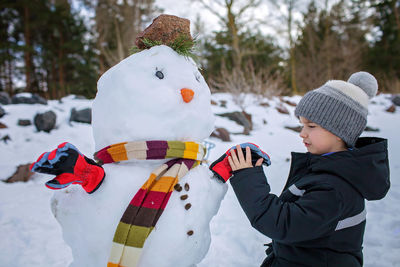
[210,143,271,182]
[30,142,105,194]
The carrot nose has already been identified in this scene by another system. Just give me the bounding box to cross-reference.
[181,88,194,103]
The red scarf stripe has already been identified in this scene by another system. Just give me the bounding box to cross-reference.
[129,190,172,210]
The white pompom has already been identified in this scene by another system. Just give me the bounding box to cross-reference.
[347,71,378,99]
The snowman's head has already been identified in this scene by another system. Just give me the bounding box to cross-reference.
[92,45,214,150]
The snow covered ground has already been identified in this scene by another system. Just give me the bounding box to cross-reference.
[0,93,399,267]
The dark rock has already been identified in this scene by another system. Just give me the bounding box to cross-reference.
[210,127,231,142]
[1,134,11,143]
[180,194,188,200]
[386,105,396,113]
[0,92,11,105]
[263,119,267,125]
[220,100,227,108]
[11,93,47,105]
[364,126,380,132]
[187,230,194,236]
[0,122,7,129]
[285,126,302,133]
[260,102,270,107]
[18,119,32,126]
[276,104,289,115]
[70,107,92,124]
[0,106,5,118]
[211,100,218,105]
[243,111,252,127]
[184,203,192,210]
[32,94,47,104]
[280,98,297,107]
[34,110,57,132]
[392,95,400,106]
[136,14,192,49]
[5,163,34,183]
[216,111,252,133]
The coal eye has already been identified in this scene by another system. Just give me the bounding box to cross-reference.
[155,70,164,79]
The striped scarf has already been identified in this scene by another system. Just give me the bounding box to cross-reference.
[94,141,206,267]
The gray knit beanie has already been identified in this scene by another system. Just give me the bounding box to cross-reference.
[295,71,378,147]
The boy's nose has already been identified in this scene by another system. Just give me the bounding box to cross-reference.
[299,128,307,138]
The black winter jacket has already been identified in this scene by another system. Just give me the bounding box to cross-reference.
[230,137,390,267]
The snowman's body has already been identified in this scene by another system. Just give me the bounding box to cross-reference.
[51,45,227,267]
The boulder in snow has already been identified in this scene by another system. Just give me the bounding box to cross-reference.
[0,122,7,129]
[70,107,92,124]
[34,110,56,132]
[0,134,10,143]
[0,92,11,105]
[364,126,380,132]
[280,98,297,107]
[386,105,396,113]
[392,95,400,106]
[211,127,231,142]
[216,111,252,133]
[276,104,289,115]
[18,119,32,126]
[12,93,47,105]
[0,105,5,118]
[5,163,34,183]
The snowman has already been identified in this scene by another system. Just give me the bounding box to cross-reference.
[30,15,227,267]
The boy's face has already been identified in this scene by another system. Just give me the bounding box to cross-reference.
[299,116,347,155]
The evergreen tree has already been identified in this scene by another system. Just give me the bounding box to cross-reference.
[364,0,400,91]
[294,0,368,93]
[202,29,283,80]
[0,4,21,94]
[0,0,98,98]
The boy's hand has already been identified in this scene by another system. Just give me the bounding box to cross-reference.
[228,145,263,171]
[209,143,270,182]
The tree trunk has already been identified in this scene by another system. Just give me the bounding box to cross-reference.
[227,1,242,69]
[5,48,14,95]
[392,0,400,39]
[288,0,297,94]
[51,58,58,99]
[324,0,332,79]
[58,32,66,98]
[23,6,33,93]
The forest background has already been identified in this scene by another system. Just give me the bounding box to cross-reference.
[0,0,399,99]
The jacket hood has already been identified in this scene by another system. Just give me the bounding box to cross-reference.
[307,137,390,200]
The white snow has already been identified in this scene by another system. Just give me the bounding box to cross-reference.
[92,45,214,150]
[1,91,399,267]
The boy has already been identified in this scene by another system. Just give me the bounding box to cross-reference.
[217,72,390,266]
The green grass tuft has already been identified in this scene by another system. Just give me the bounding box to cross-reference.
[129,35,199,64]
